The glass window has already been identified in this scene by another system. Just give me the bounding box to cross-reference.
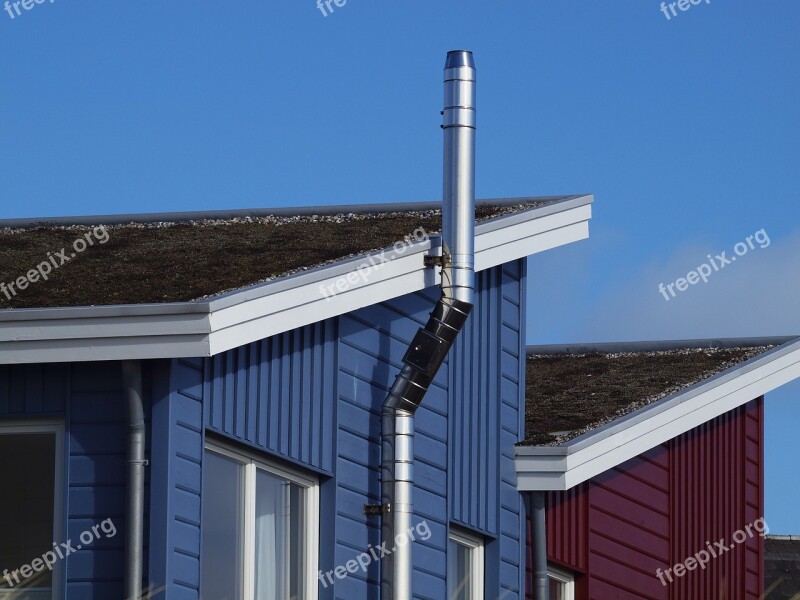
[0,424,62,600]
[547,565,575,600]
[254,470,307,600]
[447,527,484,600]
[201,442,318,600]
[201,451,244,600]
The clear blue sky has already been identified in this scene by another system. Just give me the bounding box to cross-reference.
[1,1,798,532]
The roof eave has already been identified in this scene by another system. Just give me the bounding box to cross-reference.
[0,195,593,364]
[515,337,800,491]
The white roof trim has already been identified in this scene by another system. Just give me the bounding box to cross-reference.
[0,195,592,364]
[515,338,800,492]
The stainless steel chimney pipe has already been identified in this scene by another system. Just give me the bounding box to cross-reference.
[380,50,476,600]
[441,50,476,306]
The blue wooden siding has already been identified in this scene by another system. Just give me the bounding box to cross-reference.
[188,260,527,599]
[149,358,204,600]
[203,320,337,474]
[0,260,526,600]
[331,260,527,599]
[336,283,450,599]
[0,361,149,600]
[449,260,527,598]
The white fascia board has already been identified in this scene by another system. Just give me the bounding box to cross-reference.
[0,308,211,363]
[207,199,593,356]
[515,338,800,492]
[1,333,212,364]
[207,242,438,355]
[0,195,592,365]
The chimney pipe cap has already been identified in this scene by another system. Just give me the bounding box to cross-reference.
[444,50,475,69]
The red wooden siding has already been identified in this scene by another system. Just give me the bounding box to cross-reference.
[525,397,765,600]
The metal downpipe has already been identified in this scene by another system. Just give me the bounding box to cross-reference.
[122,360,146,600]
[532,491,549,600]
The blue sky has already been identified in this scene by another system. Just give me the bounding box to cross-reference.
[1,1,798,532]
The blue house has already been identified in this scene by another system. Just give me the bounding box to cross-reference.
[0,192,593,600]
[0,50,602,600]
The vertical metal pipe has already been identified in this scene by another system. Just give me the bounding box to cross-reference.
[442,50,476,306]
[380,50,477,600]
[381,407,415,599]
[122,360,145,600]
[532,491,549,600]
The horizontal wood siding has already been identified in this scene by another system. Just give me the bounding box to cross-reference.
[0,361,150,600]
[149,358,204,600]
[498,260,527,599]
[337,283,447,599]
[527,398,765,600]
[203,320,337,474]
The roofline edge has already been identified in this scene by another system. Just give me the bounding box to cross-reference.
[526,336,799,355]
[0,194,592,228]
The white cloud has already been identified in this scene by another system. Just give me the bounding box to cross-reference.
[566,228,800,342]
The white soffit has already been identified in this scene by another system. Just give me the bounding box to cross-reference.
[515,337,800,492]
[0,195,592,364]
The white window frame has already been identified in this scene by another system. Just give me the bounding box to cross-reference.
[204,440,319,600]
[0,421,64,600]
[447,526,485,599]
[547,565,575,600]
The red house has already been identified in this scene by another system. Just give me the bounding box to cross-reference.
[516,337,800,599]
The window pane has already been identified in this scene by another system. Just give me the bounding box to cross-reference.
[201,451,244,600]
[548,577,564,600]
[253,470,305,600]
[447,539,472,600]
[0,433,56,596]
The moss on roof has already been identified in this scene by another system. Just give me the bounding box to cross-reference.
[0,203,543,310]
[765,536,800,598]
[523,346,773,446]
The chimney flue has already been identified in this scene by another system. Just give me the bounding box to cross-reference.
[379,51,477,600]
[442,50,476,306]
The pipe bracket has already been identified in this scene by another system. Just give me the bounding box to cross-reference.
[423,255,443,269]
[364,503,391,517]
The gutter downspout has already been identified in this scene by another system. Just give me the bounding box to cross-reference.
[379,50,477,600]
[531,491,549,600]
[122,360,146,600]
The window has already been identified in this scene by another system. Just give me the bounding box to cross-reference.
[201,441,319,600]
[548,565,575,600]
[0,422,63,600]
[447,527,484,600]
